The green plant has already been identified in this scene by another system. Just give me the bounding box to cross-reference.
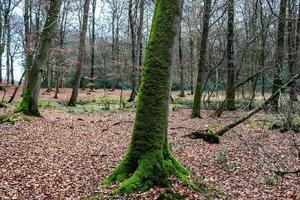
[215,146,229,170]
[0,113,15,125]
[263,176,277,186]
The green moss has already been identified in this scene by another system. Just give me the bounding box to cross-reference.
[0,113,15,125]
[15,88,41,117]
[0,103,6,108]
[100,0,213,197]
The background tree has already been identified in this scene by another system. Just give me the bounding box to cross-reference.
[271,0,288,109]
[68,0,90,106]
[191,0,212,118]
[15,0,62,116]
[226,0,236,110]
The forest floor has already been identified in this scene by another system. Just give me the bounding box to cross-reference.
[0,88,299,200]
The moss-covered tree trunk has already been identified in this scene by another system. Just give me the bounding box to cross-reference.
[191,0,212,118]
[271,0,287,109]
[102,0,196,194]
[15,0,62,116]
[68,0,90,106]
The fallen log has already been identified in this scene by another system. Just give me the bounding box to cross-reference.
[215,74,300,136]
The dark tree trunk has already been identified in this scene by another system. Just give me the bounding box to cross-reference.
[137,0,144,90]
[226,0,236,110]
[178,27,185,97]
[128,0,138,102]
[259,0,266,99]
[289,0,300,101]
[15,0,62,116]
[191,0,212,118]
[103,0,197,194]
[271,0,288,109]
[68,0,90,106]
[90,0,96,91]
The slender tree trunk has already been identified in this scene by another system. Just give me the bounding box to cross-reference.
[10,55,14,85]
[191,0,212,118]
[289,0,300,101]
[68,0,90,106]
[226,0,236,110]
[189,36,194,95]
[15,0,62,116]
[128,0,138,102]
[5,7,11,84]
[90,0,96,91]
[54,1,68,99]
[178,27,185,97]
[103,0,197,194]
[271,0,288,109]
[23,0,33,93]
[259,0,266,100]
[137,0,144,90]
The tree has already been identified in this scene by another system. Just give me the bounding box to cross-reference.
[68,0,90,106]
[15,0,62,116]
[271,0,288,109]
[102,0,196,194]
[178,27,185,97]
[288,0,299,101]
[191,0,212,118]
[89,0,96,91]
[225,0,236,110]
[128,0,138,102]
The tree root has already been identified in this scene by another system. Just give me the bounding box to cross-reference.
[101,149,217,198]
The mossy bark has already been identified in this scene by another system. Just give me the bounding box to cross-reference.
[15,0,62,116]
[271,0,287,110]
[191,0,212,118]
[102,0,196,194]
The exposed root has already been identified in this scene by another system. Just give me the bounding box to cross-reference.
[102,149,215,197]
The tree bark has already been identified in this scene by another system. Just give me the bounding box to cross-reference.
[191,0,212,118]
[15,0,62,116]
[102,0,197,194]
[68,0,90,106]
[271,0,288,109]
[289,0,300,101]
[178,27,185,97]
[128,0,138,102]
[226,0,236,110]
[90,0,96,91]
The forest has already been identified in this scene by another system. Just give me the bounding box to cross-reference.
[0,0,299,199]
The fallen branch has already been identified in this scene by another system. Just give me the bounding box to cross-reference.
[111,120,133,126]
[213,67,273,117]
[184,130,220,144]
[215,74,300,136]
[273,168,300,176]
